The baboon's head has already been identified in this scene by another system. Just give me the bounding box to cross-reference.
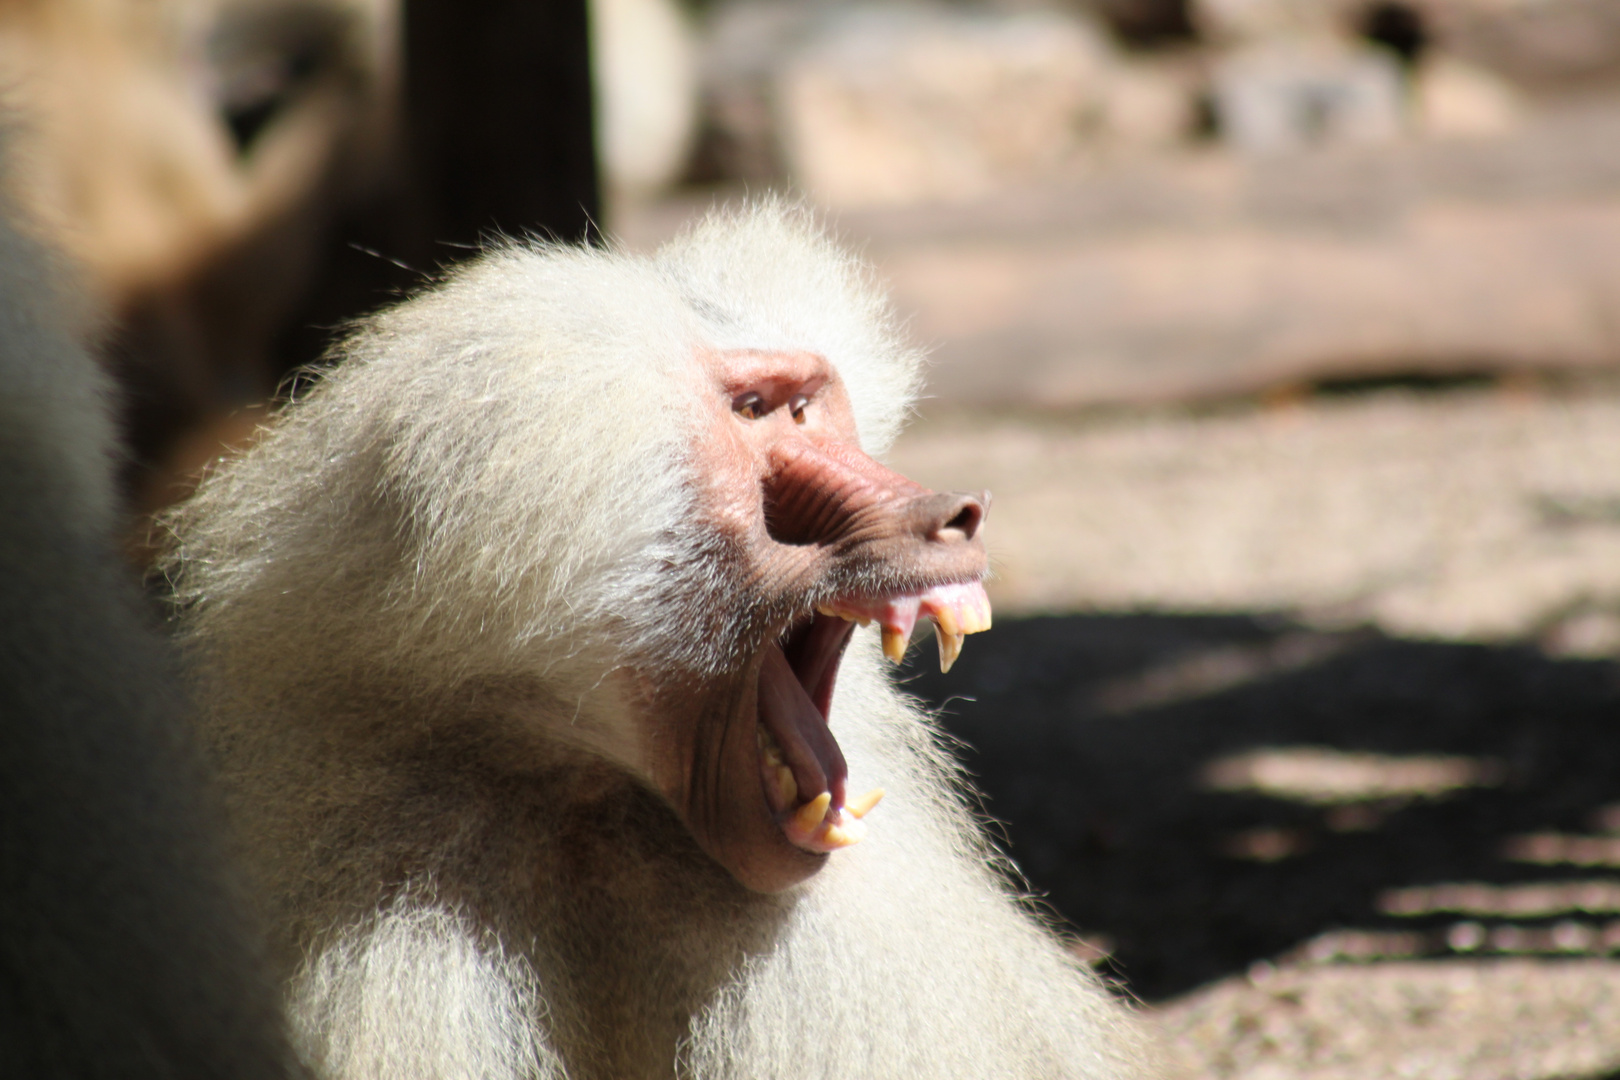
[651,341,989,891]
[170,205,990,894]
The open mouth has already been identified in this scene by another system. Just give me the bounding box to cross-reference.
[756,581,993,855]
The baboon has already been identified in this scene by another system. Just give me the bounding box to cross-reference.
[166,206,1163,1079]
[0,0,689,521]
[0,166,301,1077]
[0,0,398,510]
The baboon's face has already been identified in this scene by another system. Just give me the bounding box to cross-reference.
[643,349,991,893]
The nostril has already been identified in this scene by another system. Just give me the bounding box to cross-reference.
[932,493,984,542]
[945,504,977,536]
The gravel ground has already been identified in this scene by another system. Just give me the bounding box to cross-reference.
[886,385,1620,1078]
[1162,960,1620,1080]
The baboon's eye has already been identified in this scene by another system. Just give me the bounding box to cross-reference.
[733,392,766,420]
[789,395,809,424]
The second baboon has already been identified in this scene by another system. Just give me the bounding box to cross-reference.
[0,153,301,1079]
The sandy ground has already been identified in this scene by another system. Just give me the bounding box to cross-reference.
[886,385,1620,1079]
[1164,961,1620,1079]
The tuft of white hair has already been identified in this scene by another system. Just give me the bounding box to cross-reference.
[165,203,922,691]
[291,899,563,1080]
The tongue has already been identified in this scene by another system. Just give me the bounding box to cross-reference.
[757,643,885,853]
[753,583,991,854]
[758,643,847,813]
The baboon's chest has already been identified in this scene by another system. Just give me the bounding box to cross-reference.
[428,764,793,1080]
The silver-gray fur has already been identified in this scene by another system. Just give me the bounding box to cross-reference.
[165,206,1165,1080]
[0,159,302,1076]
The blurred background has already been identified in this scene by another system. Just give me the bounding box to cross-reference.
[13,0,1620,1073]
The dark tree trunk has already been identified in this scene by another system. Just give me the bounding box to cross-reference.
[272,0,600,382]
[404,0,601,256]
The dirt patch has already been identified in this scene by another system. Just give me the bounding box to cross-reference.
[1162,959,1620,1080]
[890,389,1620,1077]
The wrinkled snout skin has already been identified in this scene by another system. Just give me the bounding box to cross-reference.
[764,437,986,585]
[698,346,988,606]
[643,347,990,894]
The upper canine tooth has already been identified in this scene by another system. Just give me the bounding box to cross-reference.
[816,603,835,617]
[881,626,911,663]
[938,630,964,673]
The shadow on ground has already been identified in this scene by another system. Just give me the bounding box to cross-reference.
[900,614,1620,1002]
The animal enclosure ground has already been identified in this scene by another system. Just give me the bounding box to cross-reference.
[905,615,1620,1001]
[888,385,1620,1078]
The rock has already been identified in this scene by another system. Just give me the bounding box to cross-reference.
[1191,0,1352,42]
[691,0,824,183]
[774,4,1119,207]
[1104,53,1205,149]
[874,192,1620,409]
[592,0,699,198]
[618,103,1620,413]
[694,0,1202,201]
[1081,0,1200,45]
[1412,52,1522,140]
[1425,0,1620,92]
[1211,37,1405,153]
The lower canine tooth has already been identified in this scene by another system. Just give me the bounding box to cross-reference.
[789,792,832,837]
[820,817,865,849]
[847,788,884,818]
[881,626,910,663]
[938,630,964,673]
